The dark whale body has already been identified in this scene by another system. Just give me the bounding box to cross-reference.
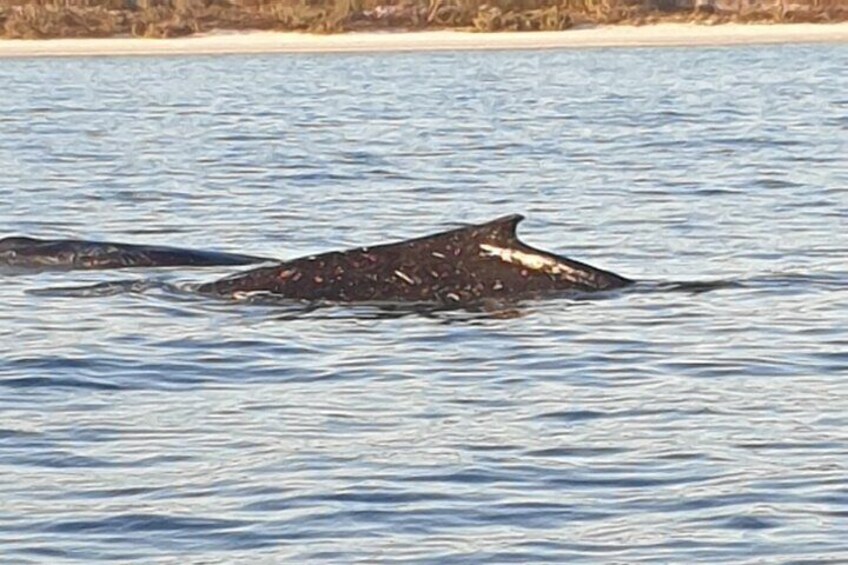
[0,236,269,270]
[199,214,632,304]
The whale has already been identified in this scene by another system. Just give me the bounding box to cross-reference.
[199,214,632,304]
[0,236,270,270]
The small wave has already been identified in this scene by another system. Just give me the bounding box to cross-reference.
[639,272,846,295]
[26,279,175,297]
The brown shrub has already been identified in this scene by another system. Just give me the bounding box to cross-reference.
[0,0,844,39]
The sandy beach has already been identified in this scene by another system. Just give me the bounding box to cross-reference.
[0,22,846,58]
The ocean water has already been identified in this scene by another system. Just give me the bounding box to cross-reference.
[0,43,847,563]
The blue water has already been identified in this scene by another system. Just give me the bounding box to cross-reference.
[1,43,847,563]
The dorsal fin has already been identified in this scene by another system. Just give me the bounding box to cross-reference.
[467,214,524,245]
[395,214,526,249]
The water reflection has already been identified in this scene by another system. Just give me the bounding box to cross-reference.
[1,43,847,563]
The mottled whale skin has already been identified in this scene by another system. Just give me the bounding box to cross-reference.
[200,214,632,304]
[0,236,270,270]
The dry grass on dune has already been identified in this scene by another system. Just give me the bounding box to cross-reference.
[0,0,845,39]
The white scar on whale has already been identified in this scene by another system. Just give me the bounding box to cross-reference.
[479,243,581,278]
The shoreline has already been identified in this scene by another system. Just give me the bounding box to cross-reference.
[1,23,847,58]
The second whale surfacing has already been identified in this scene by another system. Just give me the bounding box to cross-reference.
[0,236,270,270]
[200,214,632,304]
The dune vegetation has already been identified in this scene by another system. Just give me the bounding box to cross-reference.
[0,0,845,39]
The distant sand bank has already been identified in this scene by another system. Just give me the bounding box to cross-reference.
[1,23,846,58]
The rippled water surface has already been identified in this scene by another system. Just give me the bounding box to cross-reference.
[1,44,847,563]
